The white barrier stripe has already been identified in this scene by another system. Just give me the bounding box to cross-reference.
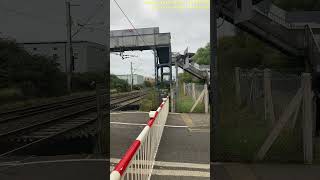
[110,122,188,128]
[136,126,150,141]
[149,111,156,118]
[111,112,149,115]
[109,166,210,177]
[110,158,209,169]
[110,171,121,179]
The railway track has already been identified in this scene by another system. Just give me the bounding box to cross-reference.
[0,90,141,122]
[0,90,147,157]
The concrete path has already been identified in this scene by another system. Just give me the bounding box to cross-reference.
[214,163,320,180]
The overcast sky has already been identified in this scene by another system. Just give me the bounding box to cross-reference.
[110,0,234,78]
[0,0,107,45]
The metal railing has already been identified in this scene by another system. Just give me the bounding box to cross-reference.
[110,96,169,180]
[253,5,298,29]
[305,24,320,70]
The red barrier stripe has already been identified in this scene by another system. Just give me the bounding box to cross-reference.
[160,103,164,108]
[147,118,155,127]
[113,140,141,175]
[153,111,159,118]
[112,98,168,176]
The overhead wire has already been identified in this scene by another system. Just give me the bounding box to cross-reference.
[112,0,148,46]
[112,0,157,79]
[72,3,105,37]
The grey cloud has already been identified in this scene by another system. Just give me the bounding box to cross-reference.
[0,0,107,44]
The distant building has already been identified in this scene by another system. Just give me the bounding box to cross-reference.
[144,76,155,83]
[117,74,144,85]
[18,41,107,73]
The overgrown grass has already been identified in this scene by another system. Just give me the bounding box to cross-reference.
[0,88,23,104]
[139,88,159,112]
[176,92,205,113]
[215,66,304,162]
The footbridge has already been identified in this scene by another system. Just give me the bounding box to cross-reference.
[219,0,320,72]
[110,27,172,87]
[110,27,210,112]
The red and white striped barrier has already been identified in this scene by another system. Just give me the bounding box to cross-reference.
[110,96,169,180]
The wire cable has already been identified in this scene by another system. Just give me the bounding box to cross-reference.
[112,0,149,47]
[72,3,105,38]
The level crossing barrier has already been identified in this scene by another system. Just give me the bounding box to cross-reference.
[110,96,169,180]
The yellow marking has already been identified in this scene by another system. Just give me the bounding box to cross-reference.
[180,113,194,127]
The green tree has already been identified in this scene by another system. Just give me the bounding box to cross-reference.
[193,43,210,65]
[0,38,67,97]
[110,74,129,92]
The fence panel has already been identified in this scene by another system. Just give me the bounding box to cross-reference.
[215,68,314,163]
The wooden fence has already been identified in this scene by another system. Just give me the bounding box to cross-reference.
[235,67,314,164]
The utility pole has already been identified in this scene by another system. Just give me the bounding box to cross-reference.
[131,61,133,91]
[66,1,73,93]
[175,57,179,112]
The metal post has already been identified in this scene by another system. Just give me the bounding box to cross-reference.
[161,67,164,82]
[302,73,313,164]
[264,69,275,126]
[131,61,133,91]
[204,84,209,113]
[175,58,179,112]
[169,45,175,113]
[154,50,158,86]
[235,67,241,105]
[104,0,110,160]
[211,0,219,165]
[192,83,196,101]
[65,1,73,93]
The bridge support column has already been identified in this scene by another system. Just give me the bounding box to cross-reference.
[175,58,179,112]
[160,67,164,82]
[302,73,313,164]
[169,45,175,113]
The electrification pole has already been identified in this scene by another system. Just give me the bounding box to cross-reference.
[66,1,73,93]
[175,57,179,112]
[131,61,133,91]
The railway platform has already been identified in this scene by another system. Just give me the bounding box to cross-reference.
[110,111,210,179]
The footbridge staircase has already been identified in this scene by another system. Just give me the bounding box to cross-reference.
[219,0,320,72]
[172,50,209,81]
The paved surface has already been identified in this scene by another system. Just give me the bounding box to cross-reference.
[214,163,320,180]
[110,111,210,179]
[0,154,108,180]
